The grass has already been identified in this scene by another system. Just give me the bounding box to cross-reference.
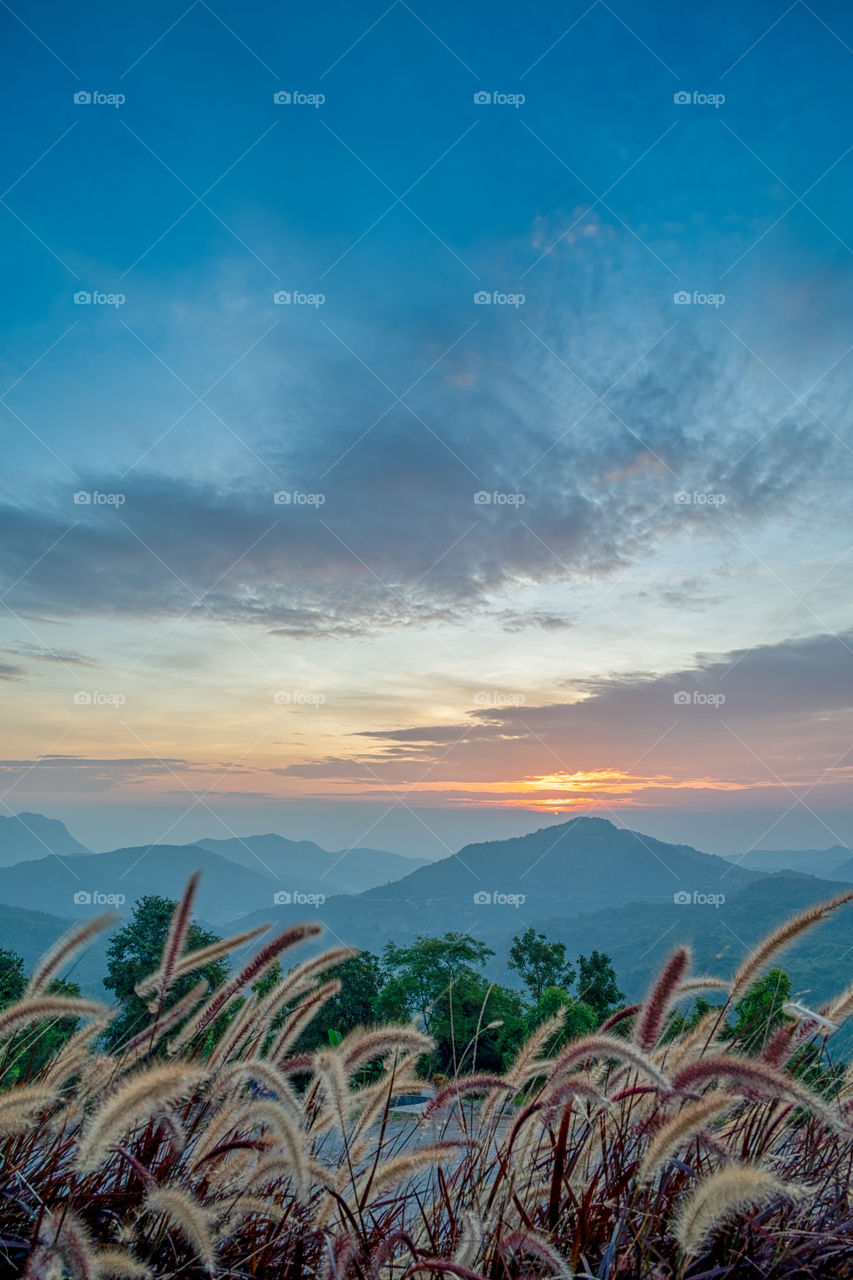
[3,878,853,1277]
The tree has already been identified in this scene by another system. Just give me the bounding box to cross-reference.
[576,951,624,1023]
[376,934,494,1035]
[0,948,25,1007]
[524,985,597,1053]
[103,895,229,1050]
[376,933,511,1074]
[729,968,792,1054]
[290,952,383,1054]
[507,928,575,1004]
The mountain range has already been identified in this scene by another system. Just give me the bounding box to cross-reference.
[3,812,853,1012]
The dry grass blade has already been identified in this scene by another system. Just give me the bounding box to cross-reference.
[154,869,200,1003]
[728,891,853,1006]
[76,1063,204,1172]
[636,946,690,1050]
[675,1164,800,1255]
[637,1090,732,1183]
[26,913,117,998]
[143,1187,215,1273]
[0,995,105,1041]
[137,923,270,1000]
[550,1033,673,1091]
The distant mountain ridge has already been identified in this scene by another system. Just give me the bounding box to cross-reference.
[724,846,853,878]
[0,812,90,866]
[195,834,427,894]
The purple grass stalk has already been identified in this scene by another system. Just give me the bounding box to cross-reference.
[636,946,689,1050]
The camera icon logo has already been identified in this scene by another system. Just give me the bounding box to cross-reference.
[673,291,691,304]
[273,890,292,904]
[673,91,691,105]
[473,91,491,104]
[273,291,291,304]
[673,691,691,705]
[473,890,492,904]
[273,491,292,505]
[273,91,292,104]
[73,691,93,704]
[673,491,691,504]
[73,291,92,305]
[74,91,92,104]
[73,890,92,904]
[473,290,491,304]
[73,491,92,504]
[673,890,692,904]
[473,491,492,504]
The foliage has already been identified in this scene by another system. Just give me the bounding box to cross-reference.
[102,893,229,1049]
[507,926,575,1003]
[0,948,25,1007]
[577,947,625,1020]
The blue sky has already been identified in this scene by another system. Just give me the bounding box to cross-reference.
[1,0,853,856]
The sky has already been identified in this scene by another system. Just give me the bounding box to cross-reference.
[1,0,852,857]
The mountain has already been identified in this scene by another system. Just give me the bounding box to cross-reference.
[0,844,280,925]
[0,901,109,995]
[0,812,90,866]
[528,871,853,1012]
[195,835,427,894]
[231,816,763,950]
[827,855,853,882]
[725,846,853,878]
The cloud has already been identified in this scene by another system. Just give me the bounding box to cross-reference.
[272,629,853,800]
[2,230,850,641]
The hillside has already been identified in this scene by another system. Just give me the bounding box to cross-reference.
[229,816,763,950]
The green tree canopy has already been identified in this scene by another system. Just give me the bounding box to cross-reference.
[376,933,494,1035]
[576,950,625,1023]
[729,968,792,1054]
[103,894,229,1050]
[0,948,26,1007]
[507,927,575,1003]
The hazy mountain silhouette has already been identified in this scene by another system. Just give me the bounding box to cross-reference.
[725,846,852,878]
[235,816,763,948]
[0,812,90,866]
[195,834,427,893]
[0,844,275,924]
